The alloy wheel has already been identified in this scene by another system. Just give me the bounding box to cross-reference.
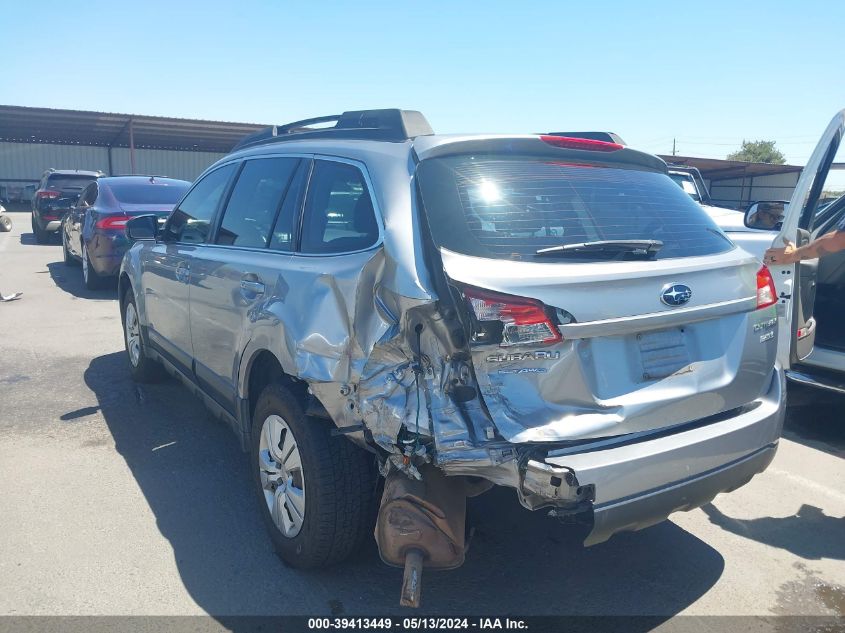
[258,414,306,537]
[82,245,89,282]
[124,301,142,368]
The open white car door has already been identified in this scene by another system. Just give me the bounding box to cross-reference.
[773,109,845,370]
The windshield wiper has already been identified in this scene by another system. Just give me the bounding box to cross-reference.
[535,239,664,258]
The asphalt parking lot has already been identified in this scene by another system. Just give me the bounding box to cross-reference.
[0,208,843,621]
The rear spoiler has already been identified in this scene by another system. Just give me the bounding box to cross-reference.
[413,136,666,173]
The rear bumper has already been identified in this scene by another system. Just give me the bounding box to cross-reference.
[786,366,845,395]
[544,366,785,545]
[33,210,67,232]
[585,443,776,545]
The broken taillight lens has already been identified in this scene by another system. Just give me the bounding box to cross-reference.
[461,285,562,346]
[756,265,778,309]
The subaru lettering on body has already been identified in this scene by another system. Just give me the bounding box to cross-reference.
[486,350,562,363]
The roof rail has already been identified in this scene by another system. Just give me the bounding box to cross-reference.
[546,131,627,146]
[232,109,433,151]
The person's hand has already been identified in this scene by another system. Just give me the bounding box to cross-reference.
[764,238,797,265]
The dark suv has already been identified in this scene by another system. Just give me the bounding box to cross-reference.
[31,169,104,243]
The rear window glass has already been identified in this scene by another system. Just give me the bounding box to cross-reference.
[416,156,733,261]
[46,175,97,191]
[108,181,190,205]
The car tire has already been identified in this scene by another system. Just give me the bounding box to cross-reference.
[62,225,79,266]
[32,215,49,244]
[121,287,165,383]
[82,244,105,290]
[0,215,11,232]
[251,383,378,569]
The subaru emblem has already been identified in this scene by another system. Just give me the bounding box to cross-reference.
[660,283,692,307]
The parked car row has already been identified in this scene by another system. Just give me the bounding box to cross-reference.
[27,168,190,288]
[28,108,845,608]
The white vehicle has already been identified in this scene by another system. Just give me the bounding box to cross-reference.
[0,204,11,232]
[711,111,845,394]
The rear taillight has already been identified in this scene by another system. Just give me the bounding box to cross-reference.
[42,214,59,221]
[36,190,60,199]
[756,265,778,309]
[95,214,130,230]
[539,135,623,152]
[461,285,562,346]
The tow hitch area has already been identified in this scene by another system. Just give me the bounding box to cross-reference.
[519,459,590,510]
[375,465,469,608]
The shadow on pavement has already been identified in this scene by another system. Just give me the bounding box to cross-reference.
[783,384,845,458]
[47,261,117,300]
[83,351,725,623]
[702,503,845,561]
[20,231,58,246]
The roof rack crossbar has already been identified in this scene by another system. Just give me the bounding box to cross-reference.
[232,109,433,152]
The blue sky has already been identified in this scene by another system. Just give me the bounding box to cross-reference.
[3,0,845,166]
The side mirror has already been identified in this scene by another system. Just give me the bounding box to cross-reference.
[744,201,785,231]
[125,214,158,241]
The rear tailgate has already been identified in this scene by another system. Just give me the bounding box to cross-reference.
[42,175,97,211]
[443,248,775,442]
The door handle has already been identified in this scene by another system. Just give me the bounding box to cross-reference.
[240,278,265,294]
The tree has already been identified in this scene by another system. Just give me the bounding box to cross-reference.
[726,140,786,164]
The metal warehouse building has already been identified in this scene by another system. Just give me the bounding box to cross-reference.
[0,105,265,202]
[0,104,804,209]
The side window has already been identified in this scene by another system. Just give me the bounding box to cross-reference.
[79,183,98,207]
[215,158,299,248]
[269,160,308,252]
[299,161,379,254]
[166,163,236,244]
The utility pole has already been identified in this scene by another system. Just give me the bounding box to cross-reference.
[672,138,677,156]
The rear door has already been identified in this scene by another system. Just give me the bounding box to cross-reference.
[772,109,845,368]
[142,163,237,374]
[188,156,305,412]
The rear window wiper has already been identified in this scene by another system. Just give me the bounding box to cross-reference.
[535,239,664,258]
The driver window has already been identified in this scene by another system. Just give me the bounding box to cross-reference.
[166,163,236,244]
[215,157,299,248]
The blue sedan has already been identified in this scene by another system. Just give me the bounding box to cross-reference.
[62,175,190,289]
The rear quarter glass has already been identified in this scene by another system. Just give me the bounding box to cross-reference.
[416,156,734,262]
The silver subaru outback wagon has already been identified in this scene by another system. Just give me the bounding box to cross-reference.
[118,109,784,603]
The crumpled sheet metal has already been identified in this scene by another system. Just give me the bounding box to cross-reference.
[281,242,578,500]
[285,244,505,471]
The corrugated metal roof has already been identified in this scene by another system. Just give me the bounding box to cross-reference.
[0,105,268,153]
[659,154,804,181]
